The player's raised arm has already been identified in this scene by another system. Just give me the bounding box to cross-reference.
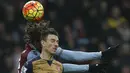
[56,44,120,62]
[56,47,102,61]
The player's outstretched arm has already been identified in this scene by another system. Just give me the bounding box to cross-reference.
[56,44,120,62]
[63,63,108,73]
[56,47,102,62]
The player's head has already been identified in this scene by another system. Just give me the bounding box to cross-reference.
[40,28,59,55]
[24,20,50,52]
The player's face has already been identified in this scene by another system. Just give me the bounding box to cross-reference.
[42,34,59,54]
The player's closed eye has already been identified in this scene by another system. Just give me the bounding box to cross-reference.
[51,39,59,44]
[50,39,55,43]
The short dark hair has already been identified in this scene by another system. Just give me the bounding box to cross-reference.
[40,28,59,41]
[24,20,58,51]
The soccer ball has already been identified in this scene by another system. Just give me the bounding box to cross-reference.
[22,1,44,21]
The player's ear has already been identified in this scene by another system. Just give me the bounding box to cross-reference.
[41,40,45,47]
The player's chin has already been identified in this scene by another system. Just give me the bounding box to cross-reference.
[51,51,56,55]
[51,48,57,54]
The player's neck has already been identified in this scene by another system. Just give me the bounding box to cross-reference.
[40,50,53,60]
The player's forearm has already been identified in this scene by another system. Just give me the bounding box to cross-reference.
[63,63,107,73]
[56,47,102,62]
[63,63,89,73]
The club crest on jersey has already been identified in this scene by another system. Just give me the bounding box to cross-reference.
[56,66,61,72]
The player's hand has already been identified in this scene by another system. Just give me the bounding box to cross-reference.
[89,63,108,73]
[101,44,120,63]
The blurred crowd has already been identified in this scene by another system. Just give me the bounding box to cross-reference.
[0,0,130,73]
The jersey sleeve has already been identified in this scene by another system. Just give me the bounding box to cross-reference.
[21,62,33,73]
[62,63,89,73]
[27,50,40,62]
[56,47,102,61]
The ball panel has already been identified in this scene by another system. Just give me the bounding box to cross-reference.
[22,8,28,16]
[32,7,37,11]
[28,14,34,18]
[38,11,44,17]
[33,11,37,16]
[24,2,33,8]
[38,6,43,11]
[29,9,33,13]
[34,3,39,9]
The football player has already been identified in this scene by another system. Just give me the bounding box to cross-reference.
[19,20,119,73]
